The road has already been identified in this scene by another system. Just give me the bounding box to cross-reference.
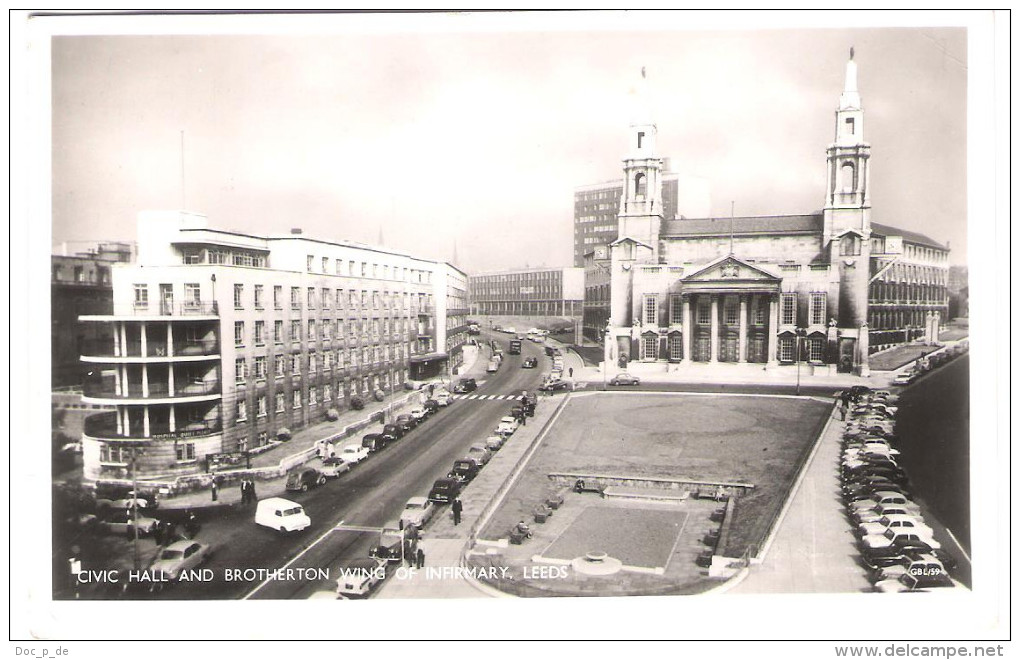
[153,332,548,600]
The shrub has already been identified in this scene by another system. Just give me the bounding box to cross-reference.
[373,389,385,402]
[350,396,365,411]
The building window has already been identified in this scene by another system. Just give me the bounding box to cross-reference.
[254,285,264,309]
[324,352,333,370]
[808,336,824,361]
[133,284,149,309]
[669,335,683,361]
[274,320,284,344]
[810,293,827,326]
[841,161,856,193]
[308,320,316,341]
[336,259,343,275]
[234,284,244,309]
[845,117,855,134]
[670,296,683,325]
[779,337,795,362]
[307,287,316,308]
[637,131,645,149]
[635,172,646,198]
[183,283,201,307]
[642,335,657,360]
[291,320,301,342]
[254,356,266,380]
[781,294,796,326]
[840,234,861,256]
[256,431,268,447]
[235,358,246,384]
[643,295,657,325]
[293,390,302,408]
[292,354,301,376]
[697,300,711,325]
[336,290,344,308]
[307,255,314,272]
[322,288,330,308]
[309,354,317,374]
[237,400,248,422]
[175,442,196,462]
[255,321,266,346]
[309,386,318,406]
[99,444,129,464]
[291,287,300,309]
[234,321,245,347]
[724,299,739,326]
[752,300,766,326]
[276,392,285,412]
[322,257,328,273]
[275,354,286,378]
[274,285,282,309]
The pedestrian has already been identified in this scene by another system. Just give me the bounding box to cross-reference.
[153,520,164,546]
[416,545,425,569]
[451,497,463,526]
[569,367,574,378]
[405,541,415,566]
[210,478,218,502]
[521,414,526,426]
[248,479,257,503]
[239,479,248,504]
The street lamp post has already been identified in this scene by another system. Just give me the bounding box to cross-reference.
[128,445,141,571]
[794,327,807,396]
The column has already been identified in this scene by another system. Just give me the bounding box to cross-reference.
[767,295,779,367]
[118,322,127,357]
[169,406,176,433]
[167,364,175,397]
[681,296,692,364]
[140,323,147,358]
[141,363,149,398]
[167,324,174,357]
[143,405,150,437]
[738,295,748,363]
[709,296,719,363]
[117,408,125,435]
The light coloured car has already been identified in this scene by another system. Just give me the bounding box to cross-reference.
[399,496,435,530]
[873,554,950,583]
[467,443,493,466]
[255,497,311,532]
[495,416,520,436]
[853,504,918,525]
[339,444,370,466]
[319,457,352,479]
[99,510,159,537]
[485,435,505,451]
[410,406,429,422]
[435,391,451,406]
[151,540,212,580]
[861,528,941,552]
[857,514,934,540]
[892,372,918,386]
[849,492,920,513]
[336,557,389,598]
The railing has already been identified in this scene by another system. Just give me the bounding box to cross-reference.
[90,301,219,317]
[82,338,220,358]
[84,413,222,440]
[83,380,221,399]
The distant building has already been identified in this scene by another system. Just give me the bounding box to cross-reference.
[51,242,134,388]
[947,265,968,319]
[594,53,950,374]
[468,267,585,318]
[78,211,466,482]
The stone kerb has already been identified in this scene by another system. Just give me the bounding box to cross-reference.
[547,472,755,499]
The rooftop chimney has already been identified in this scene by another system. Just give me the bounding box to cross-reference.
[291,228,303,235]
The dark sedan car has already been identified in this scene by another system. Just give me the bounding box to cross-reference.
[522,357,538,369]
[383,424,405,440]
[285,467,326,492]
[362,433,389,453]
[609,372,641,386]
[428,478,462,504]
[395,414,418,429]
[538,379,570,392]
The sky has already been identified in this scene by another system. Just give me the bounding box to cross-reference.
[46,13,970,272]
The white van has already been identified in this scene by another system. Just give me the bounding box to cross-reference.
[255,497,311,532]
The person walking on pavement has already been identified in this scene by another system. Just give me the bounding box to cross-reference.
[210,478,218,502]
[569,367,573,378]
[416,545,425,569]
[248,479,257,503]
[451,497,463,525]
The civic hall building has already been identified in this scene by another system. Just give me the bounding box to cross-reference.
[78,211,467,482]
[593,53,950,376]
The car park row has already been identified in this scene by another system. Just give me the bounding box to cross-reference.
[838,384,964,593]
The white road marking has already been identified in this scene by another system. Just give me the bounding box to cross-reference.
[242,519,347,600]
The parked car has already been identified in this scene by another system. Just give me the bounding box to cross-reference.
[409,406,429,422]
[151,540,212,581]
[339,444,370,466]
[435,391,452,406]
[860,528,941,552]
[522,357,538,369]
[467,443,494,466]
[399,497,435,530]
[487,359,500,373]
[423,400,440,414]
[255,497,311,532]
[539,378,570,392]
[485,435,505,451]
[286,467,326,492]
[428,478,462,504]
[395,413,418,429]
[859,536,936,560]
[95,492,158,512]
[609,372,641,386]
[391,420,414,435]
[495,416,520,436]
[99,510,159,537]
[892,371,918,386]
[336,557,389,599]
[319,457,351,479]
[362,433,389,453]
[383,423,405,440]
[370,522,415,564]
[453,378,477,393]
[448,458,481,484]
[874,571,962,593]
[872,554,950,583]
[849,492,920,513]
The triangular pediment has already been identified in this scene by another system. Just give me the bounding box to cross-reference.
[682,255,781,282]
[609,236,653,250]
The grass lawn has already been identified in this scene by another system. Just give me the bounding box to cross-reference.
[482,392,831,558]
[541,507,688,568]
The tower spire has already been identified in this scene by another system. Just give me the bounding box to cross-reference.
[840,47,861,110]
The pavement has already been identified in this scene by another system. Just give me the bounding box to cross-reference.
[156,345,485,511]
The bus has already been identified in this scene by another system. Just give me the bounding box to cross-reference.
[508,339,522,355]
